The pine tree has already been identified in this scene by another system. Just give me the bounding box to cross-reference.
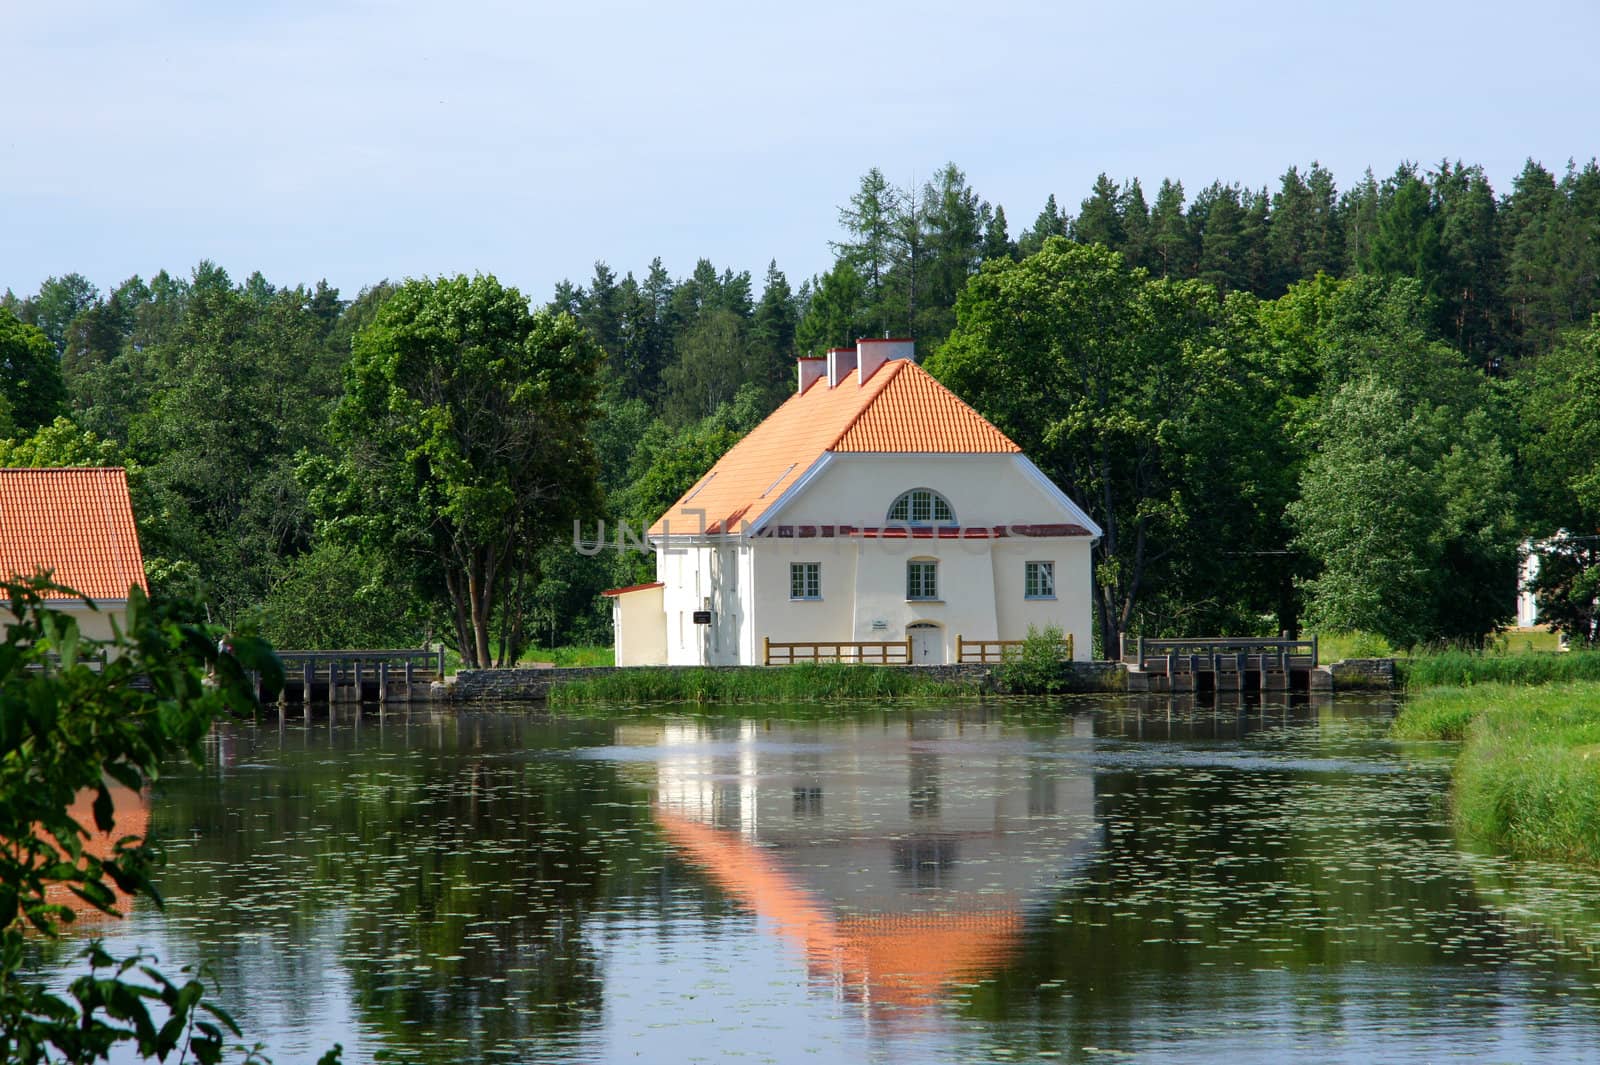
[1074,173,1126,250]
[981,204,1016,263]
[1017,194,1068,257]
[834,168,901,313]
[1340,168,1381,274]
[1149,179,1195,278]
[1120,178,1151,269]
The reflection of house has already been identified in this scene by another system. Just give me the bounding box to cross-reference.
[632,716,1099,1008]
[605,338,1101,666]
[0,468,147,646]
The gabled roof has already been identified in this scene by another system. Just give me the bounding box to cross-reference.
[0,468,147,601]
[649,360,1021,537]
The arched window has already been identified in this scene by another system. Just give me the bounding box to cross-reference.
[887,488,955,525]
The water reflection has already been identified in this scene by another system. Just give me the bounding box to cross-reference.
[43,697,1600,1064]
[629,715,1099,1014]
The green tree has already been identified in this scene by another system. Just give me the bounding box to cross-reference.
[0,308,68,437]
[1017,194,1068,257]
[330,274,602,667]
[1289,376,1517,646]
[1,575,288,1064]
[1516,319,1600,643]
[928,240,1287,653]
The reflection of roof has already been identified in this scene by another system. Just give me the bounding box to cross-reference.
[45,783,148,923]
[649,361,1021,538]
[0,468,147,600]
[656,807,1021,1009]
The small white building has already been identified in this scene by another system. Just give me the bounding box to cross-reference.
[605,339,1101,666]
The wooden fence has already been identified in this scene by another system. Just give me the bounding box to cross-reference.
[763,638,912,665]
[275,648,446,704]
[956,634,1073,663]
[1122,636,1317,672]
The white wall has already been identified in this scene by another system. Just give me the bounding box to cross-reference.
[772,454,1088,529]
[660,542,752,665]
[612,585,668,666]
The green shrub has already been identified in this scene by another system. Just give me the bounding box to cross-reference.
[996,625,1071,694]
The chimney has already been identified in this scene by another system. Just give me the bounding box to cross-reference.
[826,346,857,387]
[856,337,916,383]
[797,357,825,394]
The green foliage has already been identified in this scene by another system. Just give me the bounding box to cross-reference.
[1392,681,1600,865]
[929,239,1291,652]
[1290,375,1518,647]
[250,540,421,650]
[548,664,972,705]
[329,274,603,667]
[995,625,1072,694]
[0,307,68,437]
[0,575,283,1062]
[1315,631,1395,663]
[0,417,125,469]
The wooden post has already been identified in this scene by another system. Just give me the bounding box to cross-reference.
[763,636,771,666]
[404,657,415,702]
[328,661,339,706]
[303,660,314,709]
[1137,635,1146,668]
[378,661,389,704]
[956,634,964,663]
[354,659,364,702]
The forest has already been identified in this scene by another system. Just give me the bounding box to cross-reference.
[3,156,1600,662]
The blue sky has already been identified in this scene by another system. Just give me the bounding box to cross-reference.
[4,0,1597,302]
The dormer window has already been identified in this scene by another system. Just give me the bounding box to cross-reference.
[887,488,955,525]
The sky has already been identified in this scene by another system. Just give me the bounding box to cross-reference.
[4,0,1598,303]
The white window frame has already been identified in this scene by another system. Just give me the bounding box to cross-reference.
[887,488,956,525]
[790,561,821,600]
[906,559,939,601]
[1025,560,1056,600]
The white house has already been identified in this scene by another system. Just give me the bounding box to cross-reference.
[0,467,148,649]
[605,338,1101,666]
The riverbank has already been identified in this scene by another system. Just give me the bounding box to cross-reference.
[1392,680,1600,865]
[1398,647,1600,689]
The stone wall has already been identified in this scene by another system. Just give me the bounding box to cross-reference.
[1329,658,1397,689]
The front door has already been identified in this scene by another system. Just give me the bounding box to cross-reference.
[908,622,944,664]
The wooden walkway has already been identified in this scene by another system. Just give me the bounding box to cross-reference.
[271,649,445,705]
[1122,637,1326,693]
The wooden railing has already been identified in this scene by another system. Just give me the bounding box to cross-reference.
[763,638,912,665]
[276,648,446,704]
[1122,636,1318,672]
[956,634,1074,663]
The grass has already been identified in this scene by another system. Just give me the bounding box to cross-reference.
[521,645,613,667]
[1398,648,1600,689]
[548,663,974,706]
[1392,681,1600,865]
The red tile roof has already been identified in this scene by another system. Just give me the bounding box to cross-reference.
[649,360,1021,537]
[0,468,147,600]
[600,582,665,597]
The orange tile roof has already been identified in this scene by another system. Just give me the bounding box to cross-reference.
[650,360,1021,537]
[0,468,147,600]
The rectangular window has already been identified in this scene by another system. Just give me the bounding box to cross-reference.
[790,562,821,600]
[907,560,938,601]
[1025,561,1056,599]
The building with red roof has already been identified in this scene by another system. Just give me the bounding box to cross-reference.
[605,339,1100,666]
[0,467,147,645]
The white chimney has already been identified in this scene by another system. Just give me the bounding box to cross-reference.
[856,337,916,383]
[797,357,825,394]
[826,346,857,387]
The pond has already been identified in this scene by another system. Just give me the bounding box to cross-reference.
[48,695,1600,1063]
